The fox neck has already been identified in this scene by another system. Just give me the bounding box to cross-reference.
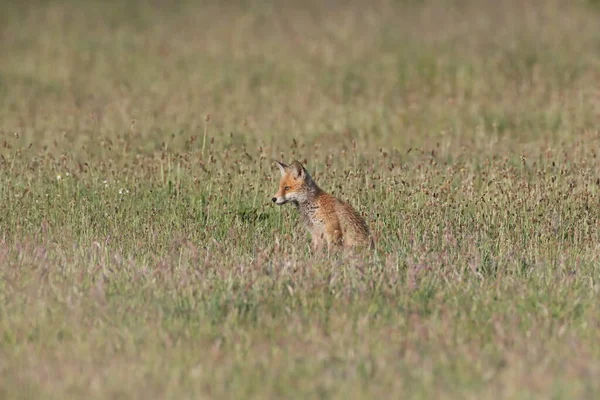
[292,179,322,207]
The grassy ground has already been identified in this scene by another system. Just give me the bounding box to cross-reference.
[1,0,600,398]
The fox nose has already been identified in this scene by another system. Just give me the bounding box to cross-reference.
[271,197,277,203]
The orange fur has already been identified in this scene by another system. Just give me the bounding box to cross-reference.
[272,160,373,253]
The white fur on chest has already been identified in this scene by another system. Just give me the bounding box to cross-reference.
[295,202,324,234]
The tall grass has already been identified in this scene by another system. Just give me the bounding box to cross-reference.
[1,0,600,398]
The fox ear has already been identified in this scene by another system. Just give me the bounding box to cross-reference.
[290,160,305,179]
[274,160,288,176]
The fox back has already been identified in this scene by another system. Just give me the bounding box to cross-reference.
[272,160,373,252]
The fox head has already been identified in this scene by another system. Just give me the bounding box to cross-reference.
[272,160,312,205]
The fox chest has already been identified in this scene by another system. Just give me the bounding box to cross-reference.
[295,202,326,232]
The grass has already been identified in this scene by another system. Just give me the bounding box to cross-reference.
[1,0,600,398]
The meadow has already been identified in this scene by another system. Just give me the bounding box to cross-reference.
[1,0,600,398]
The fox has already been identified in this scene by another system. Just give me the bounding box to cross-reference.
[271,160,374,253]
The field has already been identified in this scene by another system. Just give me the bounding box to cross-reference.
[1,0,600,398]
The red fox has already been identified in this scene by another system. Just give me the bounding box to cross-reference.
[272,160,374,252]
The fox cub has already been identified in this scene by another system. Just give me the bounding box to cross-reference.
[272,160,374,252]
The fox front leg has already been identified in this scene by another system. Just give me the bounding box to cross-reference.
[324,219,343,252]
[325,229,343,252]
[312,232,325,253]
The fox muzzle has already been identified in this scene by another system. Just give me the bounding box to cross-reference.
[272,196,287,205]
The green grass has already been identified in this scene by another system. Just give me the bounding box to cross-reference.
[1,0,600,398]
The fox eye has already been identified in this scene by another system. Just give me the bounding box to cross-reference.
[284,186,291,191]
